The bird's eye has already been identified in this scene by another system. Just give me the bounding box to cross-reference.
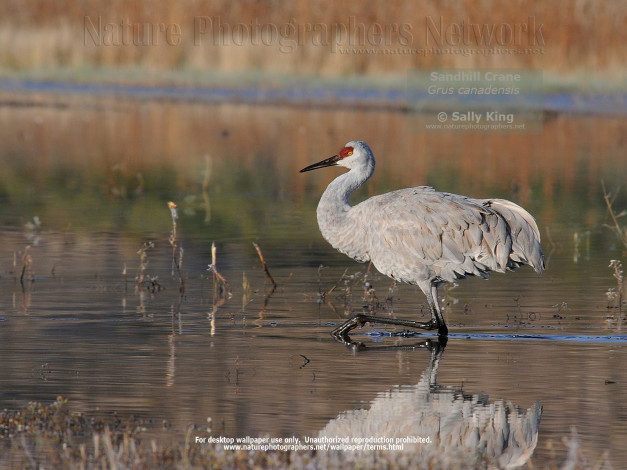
[339,146,354,158]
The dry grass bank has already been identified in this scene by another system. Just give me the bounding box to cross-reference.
[0,0,625,88]
[0,397,609,469]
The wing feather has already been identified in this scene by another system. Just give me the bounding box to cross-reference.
[350,187,534,284]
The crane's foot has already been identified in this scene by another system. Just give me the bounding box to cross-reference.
[331,313,370,339]
[331,314,367,346]
[331,313,448,346]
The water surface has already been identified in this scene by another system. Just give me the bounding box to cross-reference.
[0,89,626,467]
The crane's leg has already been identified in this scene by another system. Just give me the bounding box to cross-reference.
[331,282,448,342]
[428,284,448,336]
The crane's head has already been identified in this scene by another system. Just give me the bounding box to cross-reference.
[300,141,375,173]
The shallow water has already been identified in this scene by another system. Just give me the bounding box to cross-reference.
[0,89,626,467]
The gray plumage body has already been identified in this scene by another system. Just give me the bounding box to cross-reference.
[301,140,544,337]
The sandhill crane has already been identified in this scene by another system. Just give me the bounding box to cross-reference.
[300,141,544,339]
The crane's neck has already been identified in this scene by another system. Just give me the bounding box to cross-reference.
[316,163,374,230]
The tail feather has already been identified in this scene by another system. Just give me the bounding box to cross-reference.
[483,199,544,274]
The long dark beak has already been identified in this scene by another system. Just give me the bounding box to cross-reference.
[299,155,340,173]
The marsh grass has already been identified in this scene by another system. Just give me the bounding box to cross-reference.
[253,241,277,289]
[207,241,231,302]
[168,201,185,294]
[135,240,163,293]
[602,182,627,253]
[0,397,610,470]
[606,260,624,321]
[601,183,626,326]
[18,245,32,287]
[314,264,403,320]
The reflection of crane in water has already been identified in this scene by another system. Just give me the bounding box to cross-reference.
[318,340,542,469]
[301,141,544,339]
